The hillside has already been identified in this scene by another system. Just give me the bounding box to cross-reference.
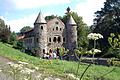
[0,42,120,80]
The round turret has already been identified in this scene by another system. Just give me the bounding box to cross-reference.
[66,14,77,52]
[34,12,47,57]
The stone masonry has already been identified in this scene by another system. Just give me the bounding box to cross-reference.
[23,8,77,57]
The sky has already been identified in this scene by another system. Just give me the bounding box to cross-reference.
[0,0,106,32]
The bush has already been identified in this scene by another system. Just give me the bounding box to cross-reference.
[108,58,120,67]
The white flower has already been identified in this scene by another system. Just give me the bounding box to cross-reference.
[88,49,101,54]
[18,61,28,65]
[93,49,101,53]
[24,78,28,80]
[34,67,39,70]
[0,69,2,72]
[36,74,42,78]
[66,73,79,80]
[21,68,35,74]
[7,62,14,65]
[87,33,103,40]
[44,77,53,80]
[7,62,23,69]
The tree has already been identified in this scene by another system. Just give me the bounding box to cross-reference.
[92,0,120,51]
[9,32,17,45]
[45,15,57,21]
[0,18,11,43]
[20,26,32,33]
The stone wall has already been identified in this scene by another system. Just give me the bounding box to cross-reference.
[47,18,66,51]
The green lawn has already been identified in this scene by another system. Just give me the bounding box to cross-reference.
[0,42,120,80]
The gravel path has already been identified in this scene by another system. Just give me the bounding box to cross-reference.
[0,56,13,80]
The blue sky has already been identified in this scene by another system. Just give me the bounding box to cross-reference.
[0,0,105,32]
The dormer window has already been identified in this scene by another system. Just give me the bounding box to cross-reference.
[55,21,59,24]
[41,26,43,30]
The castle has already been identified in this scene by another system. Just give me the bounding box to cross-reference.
[23,8,77,57]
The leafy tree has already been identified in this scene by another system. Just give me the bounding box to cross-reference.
[92,0,120,52]
[45,15,57,21]
[0,18,11,43]
[9,32,17,45]
[20,26,32,33]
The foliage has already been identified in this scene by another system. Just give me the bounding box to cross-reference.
[58,47,69,60]
[20,26,32,33]
[92,0,120,53]
[9,32,17,45]
[108,58,120,67]
[0,42,120,80]
[0,18,11,43]
[45,15,57,21]
[107,33,120,58]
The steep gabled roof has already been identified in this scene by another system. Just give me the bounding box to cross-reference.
[67,15,76,25]
[47,18,65,27]
[34,12,46,24]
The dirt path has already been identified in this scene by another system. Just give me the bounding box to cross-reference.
[0,56,12,64]
[0,56,13,80]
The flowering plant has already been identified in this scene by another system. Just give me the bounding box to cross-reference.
[87,33,103,40]
[87,33,103,63]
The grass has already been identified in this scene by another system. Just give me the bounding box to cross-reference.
[0,42,120,80]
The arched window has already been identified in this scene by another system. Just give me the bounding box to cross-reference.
[53,28,54,31]
[56,27,58,31]
[53,37,56,42]
[49,38,51,42]
[58,37,61,43]
[41,26,43,30]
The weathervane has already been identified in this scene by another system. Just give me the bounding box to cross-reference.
[66,7,71,14]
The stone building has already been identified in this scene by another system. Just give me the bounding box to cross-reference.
[23,8,77,57]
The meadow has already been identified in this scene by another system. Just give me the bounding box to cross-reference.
[0,42,120,80]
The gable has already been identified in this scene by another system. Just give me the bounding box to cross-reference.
[47,18,65,28]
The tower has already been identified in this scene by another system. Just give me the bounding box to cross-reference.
[66,10,77,53]
[34,12,47,56]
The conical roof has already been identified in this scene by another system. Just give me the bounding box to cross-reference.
[67,15,76,25]
[34,12,46,24]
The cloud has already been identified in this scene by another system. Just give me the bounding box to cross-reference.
[6,14,36,32]
[75,0,105,26]
[5,12,53,32]
[0,16,6,21]
[13,0,70,9]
